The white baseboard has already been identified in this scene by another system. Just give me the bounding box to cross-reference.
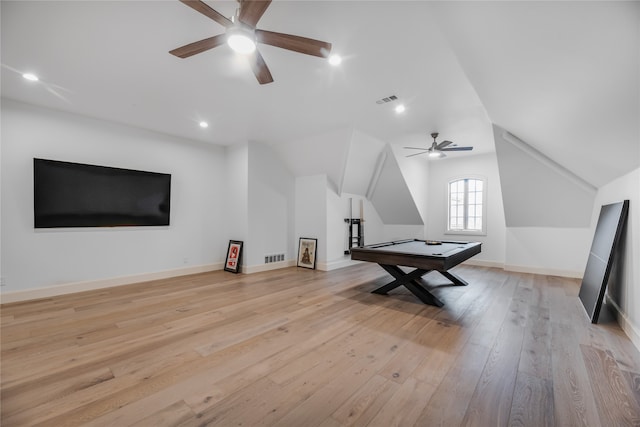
[504,263,583,279]
[318,257,362,271]
[0,263,222,304]
[606,297,640,353]
[463,259,505,269]
[245,257,358,273]
[0,259,584,305]
[243,260,296,274]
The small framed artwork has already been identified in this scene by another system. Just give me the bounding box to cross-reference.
[224,240,243,273]
[297,237,317,269]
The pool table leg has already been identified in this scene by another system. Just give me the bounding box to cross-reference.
[440,270,469,286]
[373,264,444,307]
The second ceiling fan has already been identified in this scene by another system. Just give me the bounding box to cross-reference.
[169,0,332,84]
[405,132,473,158]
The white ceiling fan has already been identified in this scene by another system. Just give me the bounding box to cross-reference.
[404,132,473,158]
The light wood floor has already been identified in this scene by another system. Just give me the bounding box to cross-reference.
[1,264,639,426]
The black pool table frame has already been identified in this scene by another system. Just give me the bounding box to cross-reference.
[350,239,482,307]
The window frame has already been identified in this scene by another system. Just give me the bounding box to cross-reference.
[445,175,487,236]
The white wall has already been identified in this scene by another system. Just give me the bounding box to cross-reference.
[325,187,349,267]
[504,227,592,277]
[427,152,506,266]
[592,167,639,349]
[325,191,390,269]
[295,175,327,267]
[247,141,295,268]
[492,126,597,276]
[1,99,226,298]
[224,143,249,266]
[426,150,592,276]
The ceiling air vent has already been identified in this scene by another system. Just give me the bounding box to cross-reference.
[376,95,398,105]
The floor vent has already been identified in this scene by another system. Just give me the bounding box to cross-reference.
[265,254,285,264]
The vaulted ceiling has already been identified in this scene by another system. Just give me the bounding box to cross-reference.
[2,1,638,188]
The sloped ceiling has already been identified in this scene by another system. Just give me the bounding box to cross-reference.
[431,1,640,187]
[2,1,638,190]
[271,126,353,192]
[341,130,386,196]
[494,125,596,228]
[369,146,424,225]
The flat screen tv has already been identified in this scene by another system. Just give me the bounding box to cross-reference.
[34,158,171,228]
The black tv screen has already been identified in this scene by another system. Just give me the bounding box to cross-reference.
[34,158,171,228]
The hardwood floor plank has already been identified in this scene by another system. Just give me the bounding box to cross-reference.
[460,294,528,426]
[414,341,492,427]
[407,322,466,386]
[187,377,289,427]
[508,370,555,427]
[622,369,640,408]
[365,377,436,427]
[182,304,383,415]
[580,344,640,426]
[518,305,552,380]
[80,294,386,426]
[130,400,196,426]
[1,265,639,427]
[330,374,400,427]
[550,322,601,426]
[1,366,115,417]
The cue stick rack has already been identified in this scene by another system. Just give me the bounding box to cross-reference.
[344,198,364,254]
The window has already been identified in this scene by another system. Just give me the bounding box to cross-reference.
[447,177,486,235]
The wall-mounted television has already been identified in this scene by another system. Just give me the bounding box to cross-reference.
[34,158,171,228]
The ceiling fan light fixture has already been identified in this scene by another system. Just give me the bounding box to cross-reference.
[227,26,256,54]
[429,150,445,159]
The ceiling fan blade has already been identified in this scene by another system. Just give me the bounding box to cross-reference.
[249,49,274,84]
[169,34,227,58]
[256,29,332,58]
[179,0,233,27]
[404,146,431,150]
[441,146,473,151]
[406,151,429,158]
[437,140,453,149]
[239,0,272,27]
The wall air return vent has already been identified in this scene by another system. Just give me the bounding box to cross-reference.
[376,95,398,105]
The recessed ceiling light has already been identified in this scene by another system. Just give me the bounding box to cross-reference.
[395,104,406,114]
[199,121,209,128]
[328,54,342,66]
[22,73,39,82]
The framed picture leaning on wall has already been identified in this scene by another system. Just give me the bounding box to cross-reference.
[297,238,317,270]
[224,240,243,273]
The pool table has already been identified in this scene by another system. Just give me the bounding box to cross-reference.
[350,239,481,307]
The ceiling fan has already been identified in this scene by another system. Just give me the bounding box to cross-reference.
[169,0,332,84]
[404,132,473,158]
